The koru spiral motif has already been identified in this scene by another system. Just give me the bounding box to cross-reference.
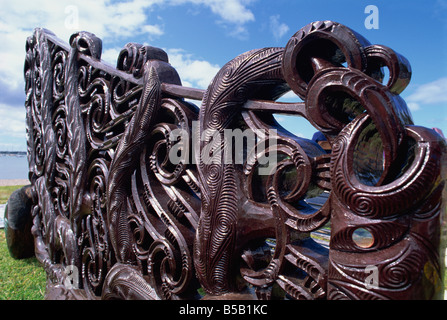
[23,21,446,300]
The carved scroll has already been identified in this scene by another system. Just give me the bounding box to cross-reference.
[24,21,446,300]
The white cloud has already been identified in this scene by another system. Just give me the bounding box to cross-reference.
[171,0,255,25]
[168,49,220,89]
[0,0,164,42]
[101,47,122,67]
[405,77,447,111]
[0,0,257,149]
[0,0,165,95]
[274,116,286,123]
[0,0,254,90]
[102,47,221,89]
[277,90,303,102]
[0,103,26,139]
[205,0,255,25]
[0,30,30,91]
[406,102,420,111]
[168,0,255,39]
[269,14,289,41]
[141,24,164,37]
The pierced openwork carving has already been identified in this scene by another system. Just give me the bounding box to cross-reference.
[24,21,446,300]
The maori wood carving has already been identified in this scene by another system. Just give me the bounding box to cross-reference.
[24,21,446,300]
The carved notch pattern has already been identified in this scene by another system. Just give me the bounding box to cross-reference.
[24,21,446,300]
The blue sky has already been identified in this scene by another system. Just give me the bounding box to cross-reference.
[0,0,446,150]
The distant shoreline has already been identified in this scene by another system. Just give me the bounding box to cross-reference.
[0,151,27,156]
[0,179,30,186]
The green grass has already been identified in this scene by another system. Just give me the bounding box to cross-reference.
[0,229,46,300]
[0,184,46,300]
[0,185,445,299]
[0,185,25,204]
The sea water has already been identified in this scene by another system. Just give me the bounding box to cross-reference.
[0,154,29,180]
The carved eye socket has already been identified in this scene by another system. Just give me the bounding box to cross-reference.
[352,228,375,248]
[295,39,347,84]
[353,117,384,186]
[364,45,412,95]
[241,238,275,272]
[323,91,365,124]
[365,56,388,85]
[282,21,368,99]
[277,162,298,198]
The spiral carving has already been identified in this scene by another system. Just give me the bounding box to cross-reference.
[117,43,168,78]
[148,123,187,185]
[23,21,445,301]
[51,49,64,94]
[195,47,289,295]
[331,115,443,219]
[80,157,110,298]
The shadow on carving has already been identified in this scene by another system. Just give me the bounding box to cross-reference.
[17,21,446,300]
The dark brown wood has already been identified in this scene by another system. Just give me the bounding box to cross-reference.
[20,20,446,300]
